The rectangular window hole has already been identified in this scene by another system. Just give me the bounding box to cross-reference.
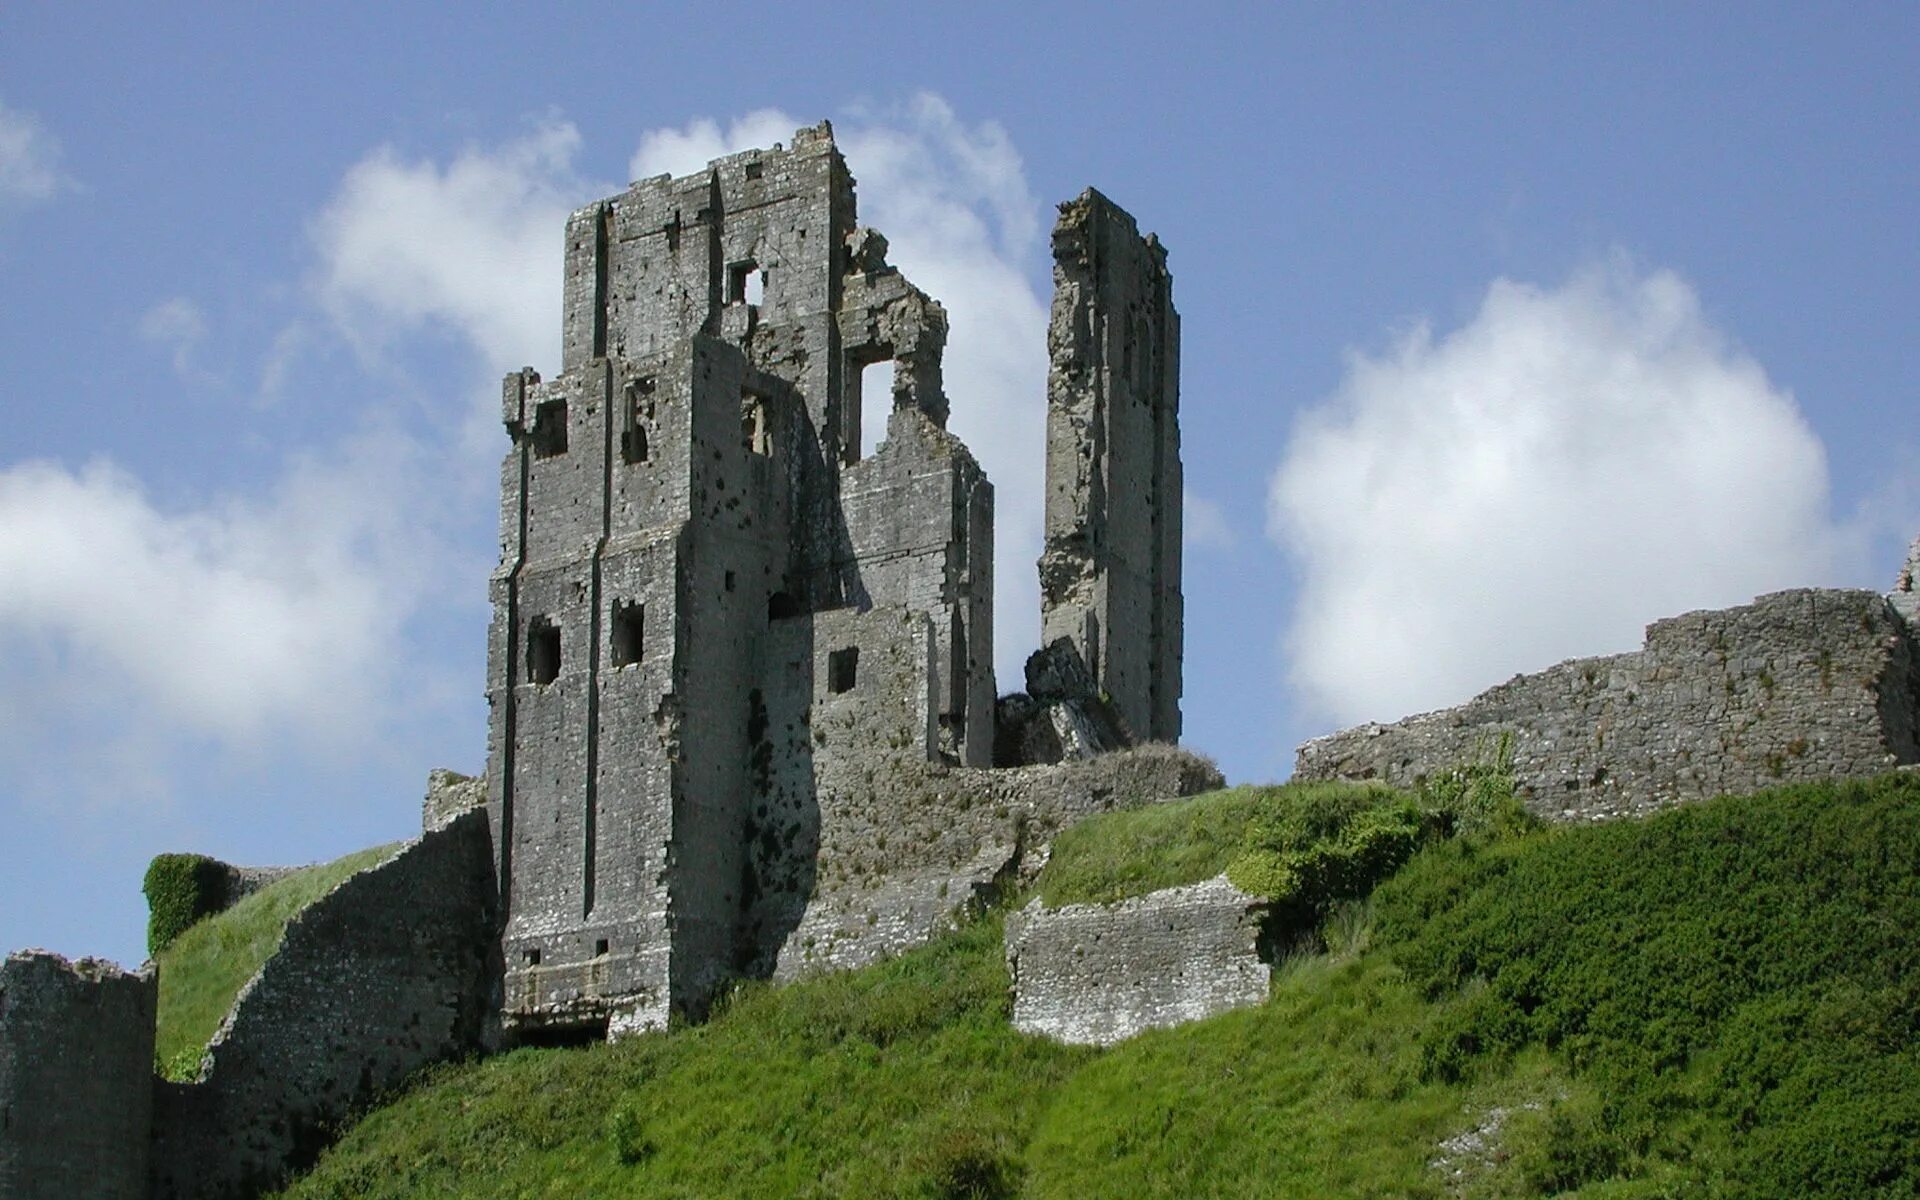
[727,260,764,306]
[860,360,894,459]
[531,398,568,458]
[610,601,643,669]
[527,617,561,685]
[745,160,764,180]
[742,392,772,455]
[622,377,655,464]
[594,938,610,958]
[828,646,859,694]
[724,570,736,592]
[524,947,541,966]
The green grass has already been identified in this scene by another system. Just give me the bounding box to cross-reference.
[277,773,1920,1198]
[154,842,401,1080]
[1033,779,1405,907]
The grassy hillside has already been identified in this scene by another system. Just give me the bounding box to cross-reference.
[154,843,401,1080]
[276,773,1920,1198]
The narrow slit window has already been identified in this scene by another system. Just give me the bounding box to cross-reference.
[610,601,643,668]
[622,377,655,464]
[828,647,859,694]
[742,392,772,455]
[527,617,561,685]
[531,399,568,458]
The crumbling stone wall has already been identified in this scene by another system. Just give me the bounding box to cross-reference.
[757,742,1224,979]
[1040,189,1184,743]
[0,952,155,1200]
[1005,876,1267,1045]
[1296,588,1920,821]
[149,811,496,1200]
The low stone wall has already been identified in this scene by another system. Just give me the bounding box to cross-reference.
[150,810,497,1200]
[759,742,1224,980]
[1004,876,1268,1045]
[1295,589,1920,821]
[0,952,156,1200]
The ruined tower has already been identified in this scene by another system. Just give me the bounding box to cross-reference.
[1039,189,1184,742]
[486,123,994,1037]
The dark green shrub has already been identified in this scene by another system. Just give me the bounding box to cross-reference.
[1226,785,1442,930]
[143,852,230,954]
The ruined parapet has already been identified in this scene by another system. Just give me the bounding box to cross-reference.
[1005,876,1267,1045]
[150,812,496,1200]
[0,951,155,1200]
[1891,535,1920,630]
[1039,188,1183,743]
[424,767,487,833]
[1296,588,1920,821]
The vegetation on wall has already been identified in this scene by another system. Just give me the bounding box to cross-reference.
[143,853,233,956]
[153,843,400,1081]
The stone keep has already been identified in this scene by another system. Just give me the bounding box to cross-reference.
[1040,190,1184,743]
[487,123,1029,1038]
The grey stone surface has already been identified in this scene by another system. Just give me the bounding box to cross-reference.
[149,810,496,1200]
[1890,535,1920,630]
[0,951,155,1200]
[1039,189,1184,744]
[423,767,487,833]
[483,123,1185,1036]
[1005,875,1267,1046]
[1296,588,1920,820]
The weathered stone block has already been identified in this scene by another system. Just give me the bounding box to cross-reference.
[1005,876,1267,1045]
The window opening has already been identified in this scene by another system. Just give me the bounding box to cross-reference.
[524,947,541,966]
[859,360,894,459]
[744,160,764,180]
[768,592,800,621]
[622,377,655,464]
[527,617,561,685]
[594,938,610,957]
[610,601,643,668]
[725,570,737,592]
[531,399,568,458]
[727,260,763,306]
[742,391,772,455]
[828,647,859,694]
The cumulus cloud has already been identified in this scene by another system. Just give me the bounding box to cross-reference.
[0,98,69,207]
[311,120,596,384]
[0,437,449,757]
[1270,256,1863,728]
[631,96,1052,681]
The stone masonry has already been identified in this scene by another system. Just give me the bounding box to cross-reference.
[0,952,155,1200]
[149,811,496,1200]
[485,122,1188,1038]
[1039,190,1184,743]
[1296,587,1920,820]
[1005,876,1267,1046]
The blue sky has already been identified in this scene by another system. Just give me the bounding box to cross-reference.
[3,4,1915,968]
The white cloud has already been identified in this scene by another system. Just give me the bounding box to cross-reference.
[311,120,595,384]
[1185,490,1236,550]
[137,297,209,377]
[0,433,454,768]
[1270,256,1863,728]
[0,99,68,207]
[630,96,1053,682]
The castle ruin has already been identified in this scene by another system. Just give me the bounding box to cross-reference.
[482,122,1193,1038]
